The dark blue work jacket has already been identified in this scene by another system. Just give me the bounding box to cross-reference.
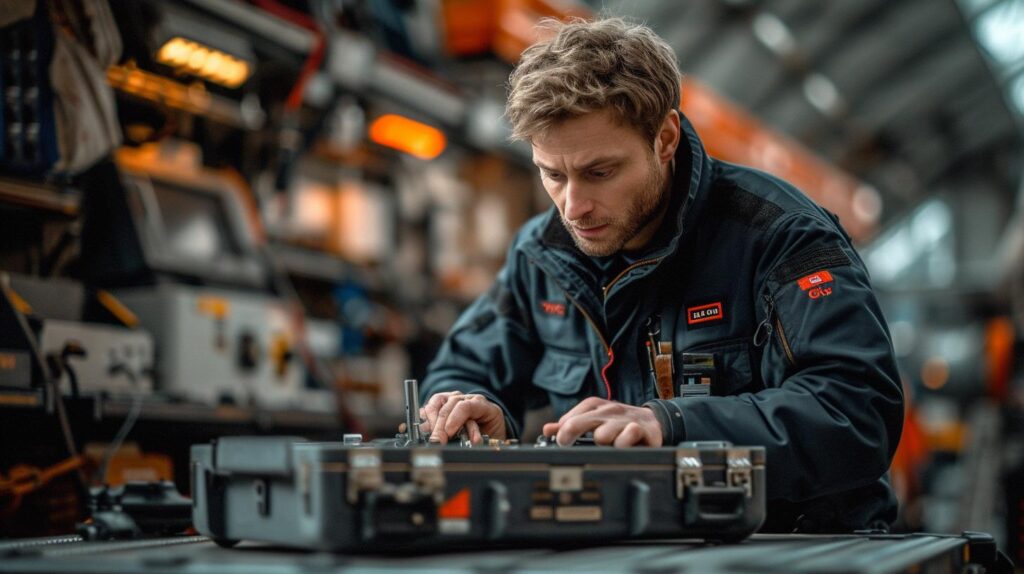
[422,112,904,533]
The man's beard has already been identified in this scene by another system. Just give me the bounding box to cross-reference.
[561,155,670,257]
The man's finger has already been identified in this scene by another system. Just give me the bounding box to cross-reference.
[443,399,491,438]
[555,412,606,446]
[424,391,460,414]
[591,418,629,446]
[546,398,617,437]
[423,392,460,438]
[418,405,432,435]
[430,411,451,443]
[435,394,467,421]
[416,411,431,435]
[466,419,482,445]
[431,394,471,443]
[612,422,645,447]
[557,396,609,423]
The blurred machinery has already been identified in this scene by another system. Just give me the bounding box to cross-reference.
[38,317,154,399]
[114,143,266,288]
[1,274,154,397]
[108,143,315,411]
[116,284,302,409]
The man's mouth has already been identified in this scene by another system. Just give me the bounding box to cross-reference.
[573,224,609,239]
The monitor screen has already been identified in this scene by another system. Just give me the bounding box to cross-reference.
[151,181,243,261]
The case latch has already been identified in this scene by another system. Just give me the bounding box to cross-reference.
[676,447,704,499]
[727,448,753,497]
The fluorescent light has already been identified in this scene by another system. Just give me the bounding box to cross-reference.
[974,0,1024,65]
[156,36,252,88]
[803,73,844,116]
[752,13,796,57]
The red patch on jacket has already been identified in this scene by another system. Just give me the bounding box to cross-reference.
[540,301,566,316]
[797,270,834,299]
[687,302,724,325]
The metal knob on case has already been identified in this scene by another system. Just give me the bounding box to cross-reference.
[403,379,423,446]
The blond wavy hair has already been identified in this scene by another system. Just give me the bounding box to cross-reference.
[506,17,681,144]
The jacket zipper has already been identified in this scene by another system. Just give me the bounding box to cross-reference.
[602,258,661,301]
[531,257,653,400]
[568,295,610,355]
[753,294,796,367]
[560,287,615,399]
[597,258,661,397]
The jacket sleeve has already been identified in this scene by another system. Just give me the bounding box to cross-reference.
[420,237,544,438]
[647,210,904,503]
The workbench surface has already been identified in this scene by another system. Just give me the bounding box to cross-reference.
[0,532,991,573]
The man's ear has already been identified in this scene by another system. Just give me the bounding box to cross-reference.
[655,110,681,164]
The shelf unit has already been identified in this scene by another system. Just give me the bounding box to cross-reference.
[0,177,79,216]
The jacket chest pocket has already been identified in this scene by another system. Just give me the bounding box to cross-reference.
[532,349,591,417]
[676,338,758,396]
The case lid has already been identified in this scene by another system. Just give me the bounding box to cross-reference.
[214,436,305,476]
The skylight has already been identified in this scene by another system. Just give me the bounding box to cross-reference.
[973,0,1024,66]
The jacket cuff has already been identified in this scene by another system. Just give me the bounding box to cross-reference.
[643,399,687,446]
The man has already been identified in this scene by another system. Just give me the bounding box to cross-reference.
[419,17,904,532]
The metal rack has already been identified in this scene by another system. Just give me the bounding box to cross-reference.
[0,387,44,409]
[0,177,79,216]
[0,385,341,432]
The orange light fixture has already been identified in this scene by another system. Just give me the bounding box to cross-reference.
[368,114,446,160]
[156,36,251,88]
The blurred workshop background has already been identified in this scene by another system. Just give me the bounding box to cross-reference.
[1,0,1023,562]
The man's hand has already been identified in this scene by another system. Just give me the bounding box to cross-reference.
[419,391,507,444]
[541,398,663,447]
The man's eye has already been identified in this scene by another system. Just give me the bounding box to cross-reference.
[544,171,564,181]
[590,170,610,179]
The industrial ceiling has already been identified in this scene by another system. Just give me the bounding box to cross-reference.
[593,0,1024,230]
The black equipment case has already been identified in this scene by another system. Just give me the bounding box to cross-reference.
[190,436,766,551]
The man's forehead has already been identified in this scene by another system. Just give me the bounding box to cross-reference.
[530,111,645,167]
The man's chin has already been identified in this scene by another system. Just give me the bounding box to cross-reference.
[572,235,620,257]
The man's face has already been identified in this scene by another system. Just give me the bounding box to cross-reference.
[531,109,677,257]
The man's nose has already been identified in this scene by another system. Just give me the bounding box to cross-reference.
[563,180,593,221]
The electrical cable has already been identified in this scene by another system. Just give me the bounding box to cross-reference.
[63,362,81,399]
[54,342,86,398]
[51,382,79,460]
[97,366,143,486]
[253,0,328,195]
[0,456,87,517]
[0,273,82,464]
[251,0,325,112]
